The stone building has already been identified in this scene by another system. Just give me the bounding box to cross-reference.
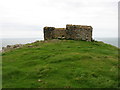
[44,24,93,41]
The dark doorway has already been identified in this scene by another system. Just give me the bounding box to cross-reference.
[62,35,64,37]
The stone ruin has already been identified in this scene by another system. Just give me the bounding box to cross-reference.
[44,24,93,41]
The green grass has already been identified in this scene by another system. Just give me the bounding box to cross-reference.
[2,40,119,88]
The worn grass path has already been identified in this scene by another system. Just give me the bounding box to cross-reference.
[2,40,119,88]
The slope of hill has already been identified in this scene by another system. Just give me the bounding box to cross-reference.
[2,40,119,88]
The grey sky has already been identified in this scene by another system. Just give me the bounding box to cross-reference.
[0,0,119,38]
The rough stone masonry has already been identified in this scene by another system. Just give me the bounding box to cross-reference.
[44,24,93,41]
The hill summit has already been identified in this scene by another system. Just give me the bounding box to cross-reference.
[2,40,118,88]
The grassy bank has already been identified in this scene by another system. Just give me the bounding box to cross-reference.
[2,40,119,88]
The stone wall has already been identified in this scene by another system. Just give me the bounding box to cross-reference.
[53,28,66,39]
[44,27,55,40]
[66,24,92,41]
[43,24,93,41]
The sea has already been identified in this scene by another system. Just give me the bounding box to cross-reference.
[0,37,119,50]
[94,37,119,48]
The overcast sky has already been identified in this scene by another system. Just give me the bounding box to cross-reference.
[0,0,119,39]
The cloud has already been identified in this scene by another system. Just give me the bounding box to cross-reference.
[0,0,119,38]
[1,23,43,38]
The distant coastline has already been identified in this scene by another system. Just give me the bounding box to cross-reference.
[94,37,118,48]
[1,37,119,50]
[2,38,43,48]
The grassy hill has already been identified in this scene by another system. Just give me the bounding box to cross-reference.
[2,40,119,88]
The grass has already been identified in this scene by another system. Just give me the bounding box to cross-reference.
[2,40,119,88]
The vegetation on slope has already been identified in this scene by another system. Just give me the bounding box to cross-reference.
[2,40,119,88]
